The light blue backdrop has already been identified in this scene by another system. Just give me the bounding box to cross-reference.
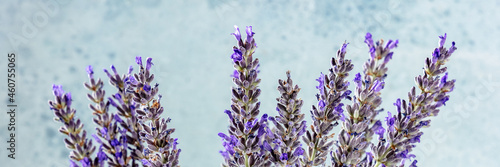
[0,0,499,166]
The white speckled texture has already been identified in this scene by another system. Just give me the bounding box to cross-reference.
[0,0,499,166]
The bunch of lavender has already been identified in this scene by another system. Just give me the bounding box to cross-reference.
[331,34,398,166]
[50,57,180,167]
[367,34,456,167]
[219,25,456,167]
[303,42,353,166]
[218,25,270,167]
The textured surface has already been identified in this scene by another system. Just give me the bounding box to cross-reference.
[0,0,499,166]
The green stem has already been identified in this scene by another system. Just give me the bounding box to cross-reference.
[244,153,250,167]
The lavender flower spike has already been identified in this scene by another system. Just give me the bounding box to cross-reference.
[265,71,306,166]
[220,25,269,167]
[332,33,398,166]
[303,42,353,166]
[49,85,97,166]
[370,34,457,166]
[132,57,181,166]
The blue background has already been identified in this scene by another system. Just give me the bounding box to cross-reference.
[1,0,499,166]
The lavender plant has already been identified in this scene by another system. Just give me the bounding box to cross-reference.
[218,25,270,167]
[303,42,353,166]
[50,57,180,167]
[331,34,398,166]
[264,71,306,166]
[219,26,456,167]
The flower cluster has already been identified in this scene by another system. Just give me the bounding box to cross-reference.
[219,26,456,167]
[218,25,270,167]
[331,34,398,166]
[367,34,456,167]
[50,57,180,167]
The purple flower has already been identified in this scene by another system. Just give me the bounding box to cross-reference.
[79,157,90,167]
[385,39,399,50]
[410,160,418,167]
[231,25,241,42]
[448,41,457,54]
[141,159,151,166]
[353,73,362,88]
[136,56,142,65]
[341,43,349,53]
[231,70,239,79]
[371,80,384,92]
[246,26,255,44]
[280,153,288,161]
[86,65,94,76]
[385,111,395,127]
[439,33,447,48]
[146,57,153,70]
[52,84,64,97]
[231,48,243,62]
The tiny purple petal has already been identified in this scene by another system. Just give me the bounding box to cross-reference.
[439,33,447,48]
[230,70,239,79]
[231,25,241,42]
[136,56,142,65]
[341,43,349,53]
[448,41,457,54]
[52,84,64,97]
[79,157,90,167]
[246,26,255,44]
[146,57,153,70]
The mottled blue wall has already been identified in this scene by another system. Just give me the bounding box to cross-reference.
[0,0,499,166]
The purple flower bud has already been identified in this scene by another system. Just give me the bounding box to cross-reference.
[385,39,399,50]
[128,65,133,74]
[224,110,233,120]
[97,146,107,163]
[341,43,349,53]
[80,157,90,167]
[231,25,241,42]
[111,65,117,74]
[143,84,151,92]
[280,153,288,161]
[65,92,72,106]
[52,84,64,97]
[394,98,402,113]
[364,32,374,48]
[432,48,440,60]
[439,33,447,48]
[440,73,448,87]
[111,139,120,147]
[141,159,151,166]
[354,73,362,88]
[246,26,255,44]
[385,111,395,127]
[100,127,109,139]
[231,48,243,62]
[146,57,153,70]
[316,73,325,92]
[410,160,418,167]
[318,100,326,110]
[86,65,94,76]
[448,41,457,54]
[384,52,393,64]
[371,80,384,92]
[231,70,239,79]
[136,56,142,65]
[293,147,304,156]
